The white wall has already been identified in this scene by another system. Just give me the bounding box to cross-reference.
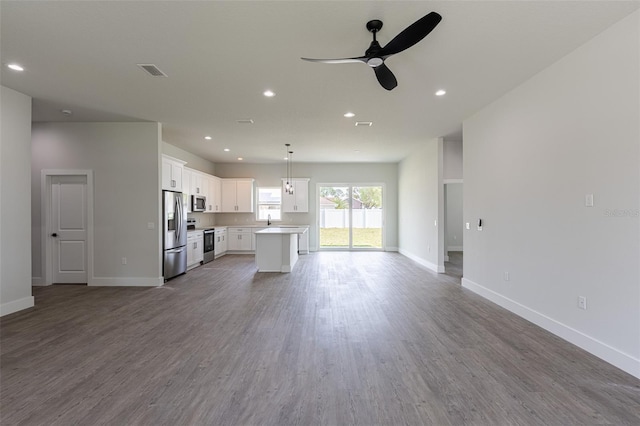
[212,162,398,251]
[398,138,444,272]
[445,183,463,252]
[443,139,463,180]
[32,122,163,286]
[0,86,34,316]
[163,141,215,175]
[463,11,639,378]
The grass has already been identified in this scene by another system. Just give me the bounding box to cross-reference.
[319,227,382,248]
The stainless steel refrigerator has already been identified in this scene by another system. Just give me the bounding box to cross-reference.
[163,190,187,280]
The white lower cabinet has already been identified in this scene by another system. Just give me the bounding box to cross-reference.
[277,226,309,254]
[214,228,227,258]
[227,227,252,251]
[298,226,309,254]
[187,231,204,269]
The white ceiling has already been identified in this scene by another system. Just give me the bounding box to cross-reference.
[2,1,638,164]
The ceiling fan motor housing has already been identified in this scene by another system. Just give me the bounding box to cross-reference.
[366,19,383,33]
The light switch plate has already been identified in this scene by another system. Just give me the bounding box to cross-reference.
[147,222,155,229]
[466,223,470,230]
[585,194,594,207]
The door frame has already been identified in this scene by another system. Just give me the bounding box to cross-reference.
[316,182,386,251]
[41,169,94,286]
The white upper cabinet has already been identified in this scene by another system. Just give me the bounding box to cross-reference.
[221,178,254,212]
[161,155,186,191]
[190,171,207,196]
[183,168,223,214]
[282,178,309,213]
[207,175,221,213]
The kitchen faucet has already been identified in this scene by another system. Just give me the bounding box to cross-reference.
[267,214,271,226]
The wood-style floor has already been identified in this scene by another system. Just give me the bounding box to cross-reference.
[1,252,639,425]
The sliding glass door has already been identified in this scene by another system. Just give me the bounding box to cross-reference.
[319,184,383,250]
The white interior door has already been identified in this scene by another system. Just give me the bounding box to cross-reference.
[51,175,88,283]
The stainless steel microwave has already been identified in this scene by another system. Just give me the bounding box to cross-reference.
[192,194,206,212]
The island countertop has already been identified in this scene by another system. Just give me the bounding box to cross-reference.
[255,227,308,235]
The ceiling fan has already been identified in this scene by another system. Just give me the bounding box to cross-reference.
[301,12,442,91]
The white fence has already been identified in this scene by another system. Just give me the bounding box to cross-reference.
[320,209,382,228]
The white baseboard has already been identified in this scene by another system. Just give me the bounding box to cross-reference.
[447,246,463,252]
[399,249,445,273]
[461,277,640,379]
[385,246,399,252]
[32,276,46,286]
[1,296,35,317]
[90,276,164,287]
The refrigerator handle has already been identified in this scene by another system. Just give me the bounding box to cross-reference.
[175,196,181,240]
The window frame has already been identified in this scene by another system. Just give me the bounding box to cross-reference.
[256,186,283,222]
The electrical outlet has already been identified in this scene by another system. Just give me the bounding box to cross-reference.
[504,271,510,281]
[147,222,155,230]
[466,223,470,230]
[121,257,127,265]
[578,296,587,310]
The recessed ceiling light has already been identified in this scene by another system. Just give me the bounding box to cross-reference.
[224,148,230,152]
[204,136,212,140]
[344,112,355,118]
[263,90,275,97]
[61,109,73,116]
[435,89,446,96]
[237,157,243,161]
[7,63,24,71]
[355,121,373,127]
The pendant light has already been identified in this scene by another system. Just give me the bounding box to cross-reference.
[284,144,294,195]
[288,149,294,195]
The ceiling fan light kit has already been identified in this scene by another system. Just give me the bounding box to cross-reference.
[301,11,442,91]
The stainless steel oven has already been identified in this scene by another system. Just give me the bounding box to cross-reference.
[203,228,215,264]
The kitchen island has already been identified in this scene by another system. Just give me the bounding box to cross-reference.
[254,227,308,273]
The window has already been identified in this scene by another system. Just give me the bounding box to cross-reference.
[257,187,282,221]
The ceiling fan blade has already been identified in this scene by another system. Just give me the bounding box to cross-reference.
[378,12,442,57]
[374,63,398,91]
[301,57,367,64]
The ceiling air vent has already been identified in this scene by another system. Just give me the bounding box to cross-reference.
[355,121,373,127]
[137,64,167,77]
[236,119,254,124]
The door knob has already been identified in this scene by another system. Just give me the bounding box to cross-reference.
[51,233,58,237]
